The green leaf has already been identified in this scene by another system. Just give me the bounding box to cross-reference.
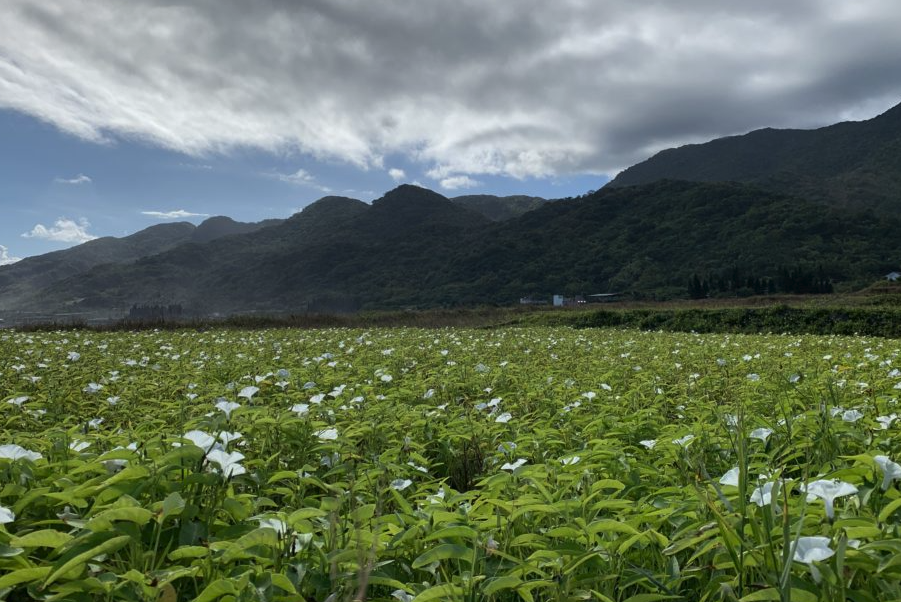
[191,578,238,602]
[423,525,479,542]
[44,534,131,587]
[10,530,73,548]
[0,566,52,589]
[412,543,473,568]
[879,497,901,522]
[482,575,522,595]
[412,583,464,601]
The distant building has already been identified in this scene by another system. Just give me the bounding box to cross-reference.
[887,272,901,282]
[519,296,547,305]
[552,295,587,307]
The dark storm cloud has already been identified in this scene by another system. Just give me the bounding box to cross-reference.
[2,0,900,181]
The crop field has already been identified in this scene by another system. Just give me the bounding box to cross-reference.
[2,327,901,602]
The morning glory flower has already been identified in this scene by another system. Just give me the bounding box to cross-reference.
[7,396,28,406]
[793,536,834,564]
[215,400,241,418]
[876,414,898,430]
[206,449,246,478]
[67,351,81,362]
[88,417,104,429]
[237,386,259,400]
[0,505,14,524]
[391,589,414,602]
[495,412,512,423]
[290,403,310,416]
[750,482,776,507]
[310,393,326,404]
[257,517,288,535]
[83,383,103,394]
[315,428,338,441]
[673,434,695,447]
[747,373,760,381]
[842,409,864,423]
[750,428,773,442]
[719,467,740,487]
[181,430,217,452]
[0,444,42,462]
[874,455,901,490]
[639,439,657,449]
[390,478,413,491]
[802,479,858,519]
[218,432,243,447]
[69,440,90,452]
[501,458,527,471]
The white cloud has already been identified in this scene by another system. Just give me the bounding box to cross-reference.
[1,1,901,179]
[439,175,480,190]
[54,174,92,185]
[272,169,332,193]
[388,168,406,182]
[0,245,22,266]
[142,209,210,219]
[22,217,97,244]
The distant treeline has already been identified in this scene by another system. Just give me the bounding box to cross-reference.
[530,305,901,338]
[688,265,834,298]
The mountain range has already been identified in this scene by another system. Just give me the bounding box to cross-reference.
[3,101,901,316]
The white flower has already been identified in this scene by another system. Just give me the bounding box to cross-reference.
[218,431,243,447]
[310,393,326,404]
[69,440,90,452]
[750,428,773,442]
[83,382,103,394]
[793,536,834,564]
[316,428,338,441]
[7,396,29,406]
[88,417,104,429]
[750,482,776,507]
[215,400,241,418]
[329,385,346,397]
[747,373,760,381]
[874,455,901,491]
[673,434,695,447]
[391,589,414,602]
[237,386,259,400]
[67,351,81,362]
[495,412,512,424]
[106,396,120,406]
[802,479,858,519]
[0,443,42,462]
[877,414,898,430]
[789,374,801,383]
[181,430,217,452]
[290,403,310,416]
[498,441,517,453]
[600,383,612,391]
[639,439,657,449]
[842,409,864,423]
[390,478,413,491]
[423,389,435,400]
[560,456,581,466]
[501,458,527,471]
[0,505,14,524]
[719,467,740,487]
[206,449,246,478]
[258,517,288,535]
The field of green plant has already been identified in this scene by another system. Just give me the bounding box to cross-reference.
[2,327,901,602]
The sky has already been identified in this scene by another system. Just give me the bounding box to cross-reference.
[2,1,901,262]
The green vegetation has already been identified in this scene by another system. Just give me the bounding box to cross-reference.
[609,101,901,215]
[3,326,901,600]
[7,180,901,316]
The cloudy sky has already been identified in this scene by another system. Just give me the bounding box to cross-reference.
[2,0,901,261]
